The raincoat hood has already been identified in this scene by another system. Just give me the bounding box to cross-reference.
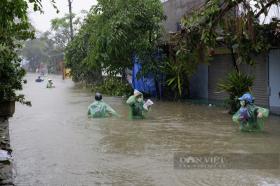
[238,93,254,103]
[134,89,142,96]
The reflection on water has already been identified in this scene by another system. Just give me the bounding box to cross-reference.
[9,74,280,186]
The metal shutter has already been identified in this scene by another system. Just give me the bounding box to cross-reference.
[208,54,233,100]
[208,53,269,106]
[241,54,269,106]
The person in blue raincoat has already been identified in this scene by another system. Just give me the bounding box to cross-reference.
[88,93,119,118]
[35,76,44,82]
[232,93,269,132]
[126,89,151,119]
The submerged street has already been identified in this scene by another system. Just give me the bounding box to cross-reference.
[9,74,280,186]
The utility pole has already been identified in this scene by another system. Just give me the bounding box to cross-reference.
[63,0,74,80]
[68,0,74,40]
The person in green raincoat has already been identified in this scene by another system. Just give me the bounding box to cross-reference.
[232,93,269,132]
[88,93,119,118]
[126,89,151,119]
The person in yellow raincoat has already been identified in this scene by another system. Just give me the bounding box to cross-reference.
[126,89,151,119]
[88,93,119,118]
[232,93,269,132]
[46,79,55,88]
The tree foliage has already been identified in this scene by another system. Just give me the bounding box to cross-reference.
[178,0,280,107]
[65,11,97,82]
[218,71,254,113]
[181,0,280,69]
[0,0,56,105]
[65,0,165,82]
[21,31,63,73]
[51,13,81,49]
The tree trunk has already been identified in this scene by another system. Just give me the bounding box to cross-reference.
[230,46,239,73]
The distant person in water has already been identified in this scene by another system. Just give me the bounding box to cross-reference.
[46,79,55,88]
[126,89,153,119]
[88,93,119,118]
[35,76,44,82]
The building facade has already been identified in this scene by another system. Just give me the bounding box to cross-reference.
[162,0,280,114]
[163,0,204,33]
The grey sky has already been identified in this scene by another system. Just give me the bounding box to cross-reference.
[29,0,97,32]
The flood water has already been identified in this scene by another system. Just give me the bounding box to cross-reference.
[9,74,280,186]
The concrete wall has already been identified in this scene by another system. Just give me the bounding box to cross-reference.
[0,119,13,185]
[163,0,205,33]
[189,64,208,99]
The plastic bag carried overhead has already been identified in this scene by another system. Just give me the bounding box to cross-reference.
[126,89,153,119]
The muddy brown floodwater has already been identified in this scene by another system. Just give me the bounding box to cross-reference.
[9,74,280,186]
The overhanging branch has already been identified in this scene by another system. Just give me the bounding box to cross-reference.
[255,0,280,18]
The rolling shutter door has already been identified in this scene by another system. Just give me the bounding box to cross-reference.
[208,54,233,100]
[241,54,269,106]
[208,53,268,106]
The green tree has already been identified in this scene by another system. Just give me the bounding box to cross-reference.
[21,31,64,73]
[65,11,102,83]
[66,0,165,78]
[95,0,164,73]
[65,0,165,94]
[21,33,51,72]
[161,28,209,99]
[51,13,81,49]
[0,0,56,106]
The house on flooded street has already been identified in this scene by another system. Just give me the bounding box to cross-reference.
[162,0,280,115]
[207,49,280,115]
